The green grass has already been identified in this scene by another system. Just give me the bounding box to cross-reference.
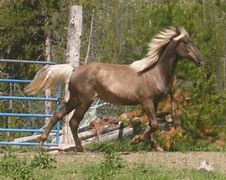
[0,151,57,180]
[0,145,39,153]
[34,155,226,180]
[1,137,226,180]
[2,136,226,154]
[42,162,226,180]
[1,150,226,180]
[86,136,226,153]
[86,137,150,153]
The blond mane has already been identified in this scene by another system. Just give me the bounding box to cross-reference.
[130,27,189,72]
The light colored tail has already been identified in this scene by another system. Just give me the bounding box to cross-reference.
[24,64,74,95]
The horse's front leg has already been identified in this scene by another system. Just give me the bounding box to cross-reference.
[140,100,163,151]
[37,100,74,149]
[69,103,91,152]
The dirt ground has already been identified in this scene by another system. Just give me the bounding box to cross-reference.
[52,151,226,173]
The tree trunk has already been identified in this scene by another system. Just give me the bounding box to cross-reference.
[6,82,13,141]
[61,5,82,148]
[84,9,95,64]
[224,25,226,91]
[44,32,52,125]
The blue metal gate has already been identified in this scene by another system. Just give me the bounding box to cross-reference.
[0,59,62,146]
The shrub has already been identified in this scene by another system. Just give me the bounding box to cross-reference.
[0,152,34,180]
[30,151,57,169]
[84,151,124,180]
[0,151,56,180]
[179,73,226,143]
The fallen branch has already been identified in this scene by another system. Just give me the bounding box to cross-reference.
[82,126,133,145]
[13,132,60,143]
[79,124,121,140]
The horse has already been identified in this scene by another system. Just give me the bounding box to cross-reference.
[24,26,203,152]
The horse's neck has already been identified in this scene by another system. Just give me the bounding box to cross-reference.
[155,42,178,86]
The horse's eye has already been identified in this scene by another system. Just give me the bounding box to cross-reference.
[184,40,189,44]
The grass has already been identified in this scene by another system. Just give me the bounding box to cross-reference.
[0,145,39,153]
[40,160,226,180]
[1,149,226,180]
[86,136,226,153]
[1,133,226,154]
[1,134,226,155]
[0,151,57,180]
[0,136,226,179]
[86,137,150,153]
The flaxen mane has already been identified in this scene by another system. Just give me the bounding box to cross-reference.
[130,27,189,72]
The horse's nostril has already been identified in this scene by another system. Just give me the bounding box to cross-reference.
[198,61,204,66]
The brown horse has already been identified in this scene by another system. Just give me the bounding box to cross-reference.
[25,27,203,152]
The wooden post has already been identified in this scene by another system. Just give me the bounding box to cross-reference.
[60,5,82,148]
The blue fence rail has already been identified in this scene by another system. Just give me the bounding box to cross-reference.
[0,59,61,146]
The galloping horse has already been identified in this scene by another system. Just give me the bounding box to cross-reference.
[25,27,203,152]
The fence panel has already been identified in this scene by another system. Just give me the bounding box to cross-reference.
[0,59,61,146]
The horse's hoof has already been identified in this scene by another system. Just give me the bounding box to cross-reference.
[76,146,84,152]
[130,135,144,144]
[36,144,45,150]
[130,135,139,144]
[64,146,84,152]
[37,135,42,142]
[64,146,77,152]
[154,146,164,152]
[37,135,47,143]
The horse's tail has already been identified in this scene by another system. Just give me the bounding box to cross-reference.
[24,64,74,95]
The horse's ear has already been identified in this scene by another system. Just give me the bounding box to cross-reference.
[175,26,180,34]
[173,30,185,41]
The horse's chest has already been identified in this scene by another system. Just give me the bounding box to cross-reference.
[159,88,169,97]
[155,82,169,97]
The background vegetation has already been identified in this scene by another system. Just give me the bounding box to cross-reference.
[0,0,226,148]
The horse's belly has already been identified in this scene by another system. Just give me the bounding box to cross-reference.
[96,90,138,105]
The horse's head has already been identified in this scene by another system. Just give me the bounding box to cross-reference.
[174,27,204,66]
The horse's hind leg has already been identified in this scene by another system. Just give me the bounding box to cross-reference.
[37,99,75,148]
[69,102,92,152]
